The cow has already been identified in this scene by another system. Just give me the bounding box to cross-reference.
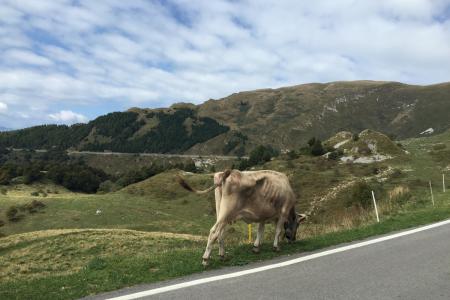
[177,169,306,266]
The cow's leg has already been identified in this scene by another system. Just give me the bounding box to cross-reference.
[252,222,265,253]
[273,217,285,252]
[202,221,227,266]
[214,187,222,217]
[218,226,227,259]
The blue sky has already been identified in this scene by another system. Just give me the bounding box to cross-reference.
[1,0,450,128]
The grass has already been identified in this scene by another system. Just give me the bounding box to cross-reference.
[0,197,448,300]
[0,130,449,299]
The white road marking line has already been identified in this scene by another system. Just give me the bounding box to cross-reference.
[106,219,450,300]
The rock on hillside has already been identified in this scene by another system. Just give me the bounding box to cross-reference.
[325,129,405,163]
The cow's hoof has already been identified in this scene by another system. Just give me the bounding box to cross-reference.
[252,246,260,254]
[273,246,281,252]
[202,259,209,266]
[219,255,225,261]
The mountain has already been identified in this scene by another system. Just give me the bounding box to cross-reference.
[0,81,449,154]
[191,80,450,154]
[0,108,229,153]
[0,127,12,132]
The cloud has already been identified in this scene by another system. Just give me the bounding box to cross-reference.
[0,0,449,128]
[48,110,88,124]
[0,102,8,114]
[4,49,53,66]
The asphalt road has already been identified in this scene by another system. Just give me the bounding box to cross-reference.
[87,220,450,300]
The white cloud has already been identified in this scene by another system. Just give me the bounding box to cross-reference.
[5,49,53,66]
[48,110,88,124]
[0,102,8,114]
[0,0,449,128]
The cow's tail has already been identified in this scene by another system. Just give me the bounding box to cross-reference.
[176,175,216,194]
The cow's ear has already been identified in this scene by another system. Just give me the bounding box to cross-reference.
[296,213,307,224]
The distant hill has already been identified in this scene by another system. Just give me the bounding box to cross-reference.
[0,81,449,154]
[0,127,12,132]
[0,108,229,153]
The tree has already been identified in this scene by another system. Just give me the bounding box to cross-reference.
[307,137,316,147]
[310,139,325,156]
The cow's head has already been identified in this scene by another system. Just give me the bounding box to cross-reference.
[284,213,306,242]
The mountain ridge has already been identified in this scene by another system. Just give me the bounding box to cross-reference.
[1,80,449,155]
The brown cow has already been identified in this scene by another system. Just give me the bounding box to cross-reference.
[178,169,306,266]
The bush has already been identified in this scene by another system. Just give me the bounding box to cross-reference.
[6,206,21,222]
[328,149,344,160]
[311,139,325,156]
[352,133,359,141]
[307,137,316,147]
[391,168,403,178]
[238,145,279,170]
[345,181,373,208]
[47,163,107,193]
[0,187,7,195]
[248,145,279,165]
[0,219,5,227]
[30,191,39,196]
[388,186,412,205]
[17,200,45,214]
[97,180,120,193]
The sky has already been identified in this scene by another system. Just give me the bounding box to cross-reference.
[1,0,450,129]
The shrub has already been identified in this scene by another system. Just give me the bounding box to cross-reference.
[6,206,21,222]
[345,181,373,209]
[97,180,120,193]
[307,137,316,147]
[352,133,359,141]
[388,186,412,205]
[0,187,7,195]
[30,191,39,196]
[311,139,325,156]
[391,168,403,178]
[238,145,279,170]
[19,200,46,214]
[0,219,5,227]
[328,149,344,160]
[47,163,108,193]
[248,145,279,165]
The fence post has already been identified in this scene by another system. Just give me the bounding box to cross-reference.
[371,191,380,223]
[248,224,252,243]
[443,174,446,193]
[429,181,435,206]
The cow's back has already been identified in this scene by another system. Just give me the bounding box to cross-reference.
[239,170,296,222]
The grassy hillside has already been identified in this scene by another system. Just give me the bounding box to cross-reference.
[0,108,229,154]
[0,130,449,299]
[196,81,450,153]
[1,81,449,155]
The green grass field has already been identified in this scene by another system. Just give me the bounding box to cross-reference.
[0,130,449,299]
